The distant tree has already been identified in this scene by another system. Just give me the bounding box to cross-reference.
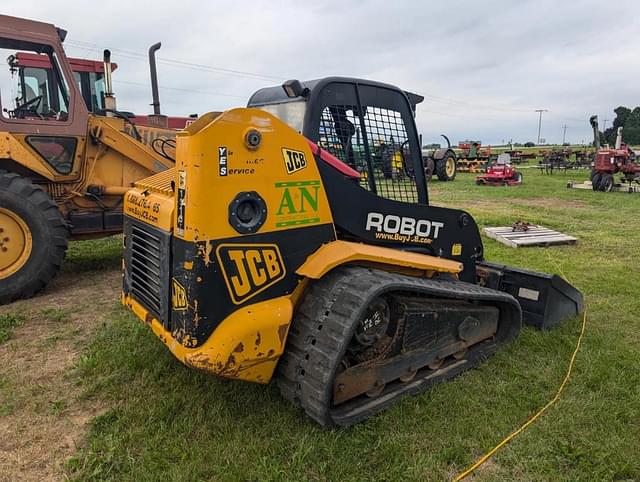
[602,106,640,145]
[524,141,535,147]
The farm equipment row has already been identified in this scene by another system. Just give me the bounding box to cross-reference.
[422,139,592,183]
[538,147,593,174]
[456,140,492,172]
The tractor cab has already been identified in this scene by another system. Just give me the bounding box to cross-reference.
[6,52,113,117]
[248,77,429,205]
[0,45,79,122]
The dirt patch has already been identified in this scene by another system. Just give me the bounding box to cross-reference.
[0,267,120,482]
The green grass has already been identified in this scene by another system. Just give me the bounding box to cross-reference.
[64,235,122,273]
[66,168,640,481]
[0,312,26,343]
[40,307,71,323]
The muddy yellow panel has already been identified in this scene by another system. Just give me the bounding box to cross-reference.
[125,108,336,382]
[174,108,334,241]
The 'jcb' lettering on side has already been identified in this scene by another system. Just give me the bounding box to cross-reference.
[171,278,188,310]
[282,148,308,174]
[216,244,286,304]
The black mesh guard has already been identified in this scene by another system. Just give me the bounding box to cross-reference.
[318,104,419,204]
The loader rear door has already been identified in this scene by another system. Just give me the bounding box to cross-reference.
[304,80,428,205]
[303,80,484,282]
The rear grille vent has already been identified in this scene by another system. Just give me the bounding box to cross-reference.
[130,224,164,316]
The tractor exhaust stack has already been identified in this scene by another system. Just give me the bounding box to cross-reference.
[615,127,623,149]
[148,42,161,115]
[103,49,116,115]
[589,115,599,150]
[147,42,167,128]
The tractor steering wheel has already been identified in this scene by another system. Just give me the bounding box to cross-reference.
[14,95,43,118]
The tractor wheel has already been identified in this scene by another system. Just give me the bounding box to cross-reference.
[423,157,435,181]
[0,171,68,304]
[599,173,614,192]
[436,152,457,181]
[513,172,523,184]
[591,173,602,191]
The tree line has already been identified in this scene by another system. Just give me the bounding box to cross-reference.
[600,106,640,146]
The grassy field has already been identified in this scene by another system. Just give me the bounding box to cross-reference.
[1,167,639,481]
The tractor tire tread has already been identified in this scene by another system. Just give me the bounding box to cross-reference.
[0,170,68,304]
[436,152,457,182]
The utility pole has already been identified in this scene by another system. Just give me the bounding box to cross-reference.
[535,109,548,145]
[562,124,568,144]
[602,118,610,132]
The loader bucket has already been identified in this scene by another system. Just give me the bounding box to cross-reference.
[477,261,584,330]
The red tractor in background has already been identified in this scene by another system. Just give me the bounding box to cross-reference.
[476,153,523,186]
[589,115,640,192]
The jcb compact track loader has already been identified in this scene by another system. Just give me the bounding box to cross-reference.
[122,78,583,426]
[0,15,179,304]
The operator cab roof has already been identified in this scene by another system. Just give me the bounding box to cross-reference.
[247,76,424,112]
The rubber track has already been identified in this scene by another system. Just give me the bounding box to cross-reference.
[0,170,68,303]
[276,266,521,427]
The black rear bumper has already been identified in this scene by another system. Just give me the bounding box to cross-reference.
[477,261,584,330]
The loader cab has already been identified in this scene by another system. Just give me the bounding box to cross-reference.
[0,15,89,176]
[248,77,428,205]
[1,49,72,121]
[0,16,88,125]
[8,52,111,116]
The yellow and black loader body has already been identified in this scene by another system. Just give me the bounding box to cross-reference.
[122,78,583,426]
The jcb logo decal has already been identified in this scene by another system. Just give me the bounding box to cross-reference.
[172,278,188,310]
[216,244,286,305]
[282,148,307,174]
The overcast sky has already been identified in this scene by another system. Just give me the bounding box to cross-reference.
[3,0,639,145]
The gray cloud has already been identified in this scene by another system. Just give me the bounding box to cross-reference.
[3,0,639,145]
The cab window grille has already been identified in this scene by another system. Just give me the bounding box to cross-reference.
[318,105,418,203]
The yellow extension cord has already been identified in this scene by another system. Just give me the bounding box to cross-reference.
[454,276,587,481]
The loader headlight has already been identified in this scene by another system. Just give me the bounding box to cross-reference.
[282,79,309,99]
